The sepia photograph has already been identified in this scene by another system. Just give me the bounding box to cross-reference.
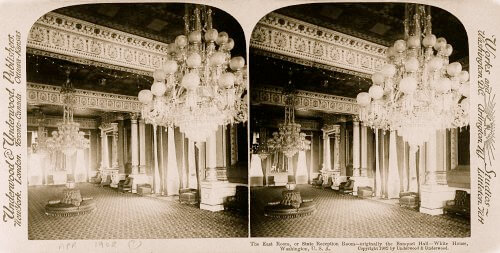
[249,2,471,238]
[25,2,249,240]
[1,0,500,252]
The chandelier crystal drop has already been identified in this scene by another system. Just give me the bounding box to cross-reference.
[267,93,310,158]
[138,4,248,142]
[40,70,89,155]
[356,4,469,148]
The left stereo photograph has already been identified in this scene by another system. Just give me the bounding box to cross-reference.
[26,2,249,240]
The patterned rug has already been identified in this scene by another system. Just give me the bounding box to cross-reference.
[28,183,248,240]
[250,185,470,238]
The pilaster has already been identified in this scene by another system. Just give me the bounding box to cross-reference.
[353,120,361,177]
[130,113,139,175]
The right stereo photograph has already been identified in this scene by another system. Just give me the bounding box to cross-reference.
[249,2,470,238]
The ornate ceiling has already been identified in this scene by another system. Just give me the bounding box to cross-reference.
[250,2,469,126]
[28,2,469,124]
[276,3,468,61]
[27,3,246,119]
[53,3,246,56]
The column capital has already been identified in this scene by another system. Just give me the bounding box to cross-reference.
[130,112,139,121]
[110,122,119,132]
[321,124,340,134]
[352,115,360,122]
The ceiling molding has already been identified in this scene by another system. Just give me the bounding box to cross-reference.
[27,48,151,77]
[27,82,141,113]
[55,7,182,44]
[28,12,169,73]
[252,49,371,79]
[251,13,387,76]
[27,115,98,130]
[277,8,394,47]
[251,86,358,115]
[261,118,321,131]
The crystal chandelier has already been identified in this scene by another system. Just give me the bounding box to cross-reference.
[31,110,50,154]
[138,4,247,142]
[356,4,469,148]
[267,92,310,158]
[41,70,89,155]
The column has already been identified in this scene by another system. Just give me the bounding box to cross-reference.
[197,142,206,181]
[322,134,331,171]
[216,125,228,181]
[249,154,264,186]
[205,132,217,181]
[130,114,139,175]
[425,130,438,185]
[86,131,92,182]
[152,125,161,194]
[418,144,426,186]
[230,124,238,165]
[352,120,361,177]
[111,123,119,169]
[129,116,149,193]
[138,119,146,174]
[419,130,455,215]
[333,133,341,172]
[322,133,331,188]
[402,141,408,192]
[450,128,458,170]
[309,133,314,183]
[158,126,165,195]
[100,130,108,170]
[200,130,235,212]
[408,145,418,192]
[116,118,125,172]
[387,131,400,199]
[180,133,188,188]
[187,139,197,189]
[166,127,180,195]
[331,132,341,189]
[375,129,382,197]
[360,123,368,177]
[436,129,448,184]
[296,151,308,184]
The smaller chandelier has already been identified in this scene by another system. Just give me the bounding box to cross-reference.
[40,70,89,155]
[267,92,310,158]
[356,4,469,148]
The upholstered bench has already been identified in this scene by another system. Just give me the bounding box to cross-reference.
[224,185,248,215]
[45,189,96,216]
[264,190,316,218]
[311,175,323,188]
[118,177,133,193]
[339,179,354,194]
[90,172,101,184]
[444,190,470,217]
[137,184,152,196]
[45,199,96,216]
[357,186,373,198]
[179,188,198,205]
[399,192,419,209]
